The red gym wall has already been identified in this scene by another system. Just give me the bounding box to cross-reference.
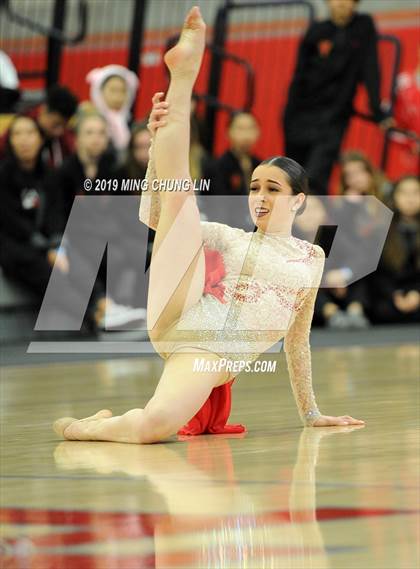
[6,8,419,186]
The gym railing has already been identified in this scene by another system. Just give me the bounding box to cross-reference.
[204,0,315,152]
[0,0,88,86]
[352,34,402,172]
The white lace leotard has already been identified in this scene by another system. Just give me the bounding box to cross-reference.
[139,142,325,426]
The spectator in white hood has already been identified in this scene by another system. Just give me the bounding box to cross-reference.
[84,64,139,155]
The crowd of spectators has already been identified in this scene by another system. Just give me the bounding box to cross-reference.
[0,0,418,334]
[0,76,148,333]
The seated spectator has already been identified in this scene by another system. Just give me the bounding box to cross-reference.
[207,112,260,229]
[369,175,420,324]
[189,95,214,183]
[304,151,391,329]
[115,120,151,182]
[0,115,98,330]
[213,111,261,195]
[292,195,330,325]
[292,194,368,328]
[339,150,391,199]
[51,111,117,217]
[0,84,78,168]
[114,120,155,285]
[45,112,146,328]
[82,64,139,160]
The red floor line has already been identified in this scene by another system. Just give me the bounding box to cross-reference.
[1,506,417,529]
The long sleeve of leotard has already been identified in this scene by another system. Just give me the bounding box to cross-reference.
[139,138,161,230]
[284,245,326,427]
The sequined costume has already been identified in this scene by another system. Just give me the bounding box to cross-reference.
[139,141,325,428]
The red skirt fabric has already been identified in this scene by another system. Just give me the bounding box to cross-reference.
[177,247,246,436]
[201,247,227,304]
[177,379,246,436]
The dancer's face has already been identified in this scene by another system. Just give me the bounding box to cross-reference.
[248,164,304,232]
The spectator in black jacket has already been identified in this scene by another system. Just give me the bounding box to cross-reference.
[115,120,151,183]
[317,151,391,328]
[189,99,215,185]
[0,115,96,328]
[114,120,155,297]
[283,0,393,195]
[213,112,261,196]
[292,193,371,329]
[46,112,147,328]
[208,112,260,229]
[49,112,117,222]
[292,195,330,325]
[369,175,420,323]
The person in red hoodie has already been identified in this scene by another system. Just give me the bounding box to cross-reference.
[391,46,420,174]
[0,84,78,168]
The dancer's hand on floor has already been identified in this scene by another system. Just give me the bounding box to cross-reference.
[311,414,365,427]
[148,92,169,136]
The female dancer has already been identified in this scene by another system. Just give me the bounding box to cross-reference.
[53,6,365,444]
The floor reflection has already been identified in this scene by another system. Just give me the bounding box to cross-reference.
[2,426,364,568]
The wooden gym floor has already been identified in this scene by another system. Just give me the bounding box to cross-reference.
[0,338,419,568]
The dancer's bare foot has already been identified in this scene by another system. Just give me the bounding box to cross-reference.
[164,6,206,80]
[53,409,113,439]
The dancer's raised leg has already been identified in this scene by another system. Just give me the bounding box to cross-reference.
[147,6,207,338]
[52,9,227,446]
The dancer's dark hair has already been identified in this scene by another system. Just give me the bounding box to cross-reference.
[259,155,308,215]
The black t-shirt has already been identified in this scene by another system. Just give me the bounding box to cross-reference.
[45,152,117,220]
[211,150,261,196]
[0,156,49,244]
[284,13,387,136]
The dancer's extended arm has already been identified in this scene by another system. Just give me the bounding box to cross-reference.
[284,245,365,428]
[284,246,325,426]
[139,138,161,230]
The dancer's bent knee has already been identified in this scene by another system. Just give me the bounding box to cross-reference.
[138,403,178,444]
